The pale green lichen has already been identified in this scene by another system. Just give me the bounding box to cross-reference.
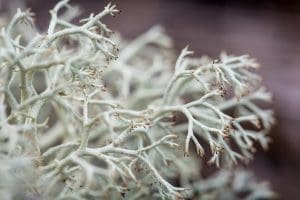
[0,1,275,199]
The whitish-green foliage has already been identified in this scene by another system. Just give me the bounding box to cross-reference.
[0,1,275,199]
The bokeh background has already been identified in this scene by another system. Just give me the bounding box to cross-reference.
[1,0,300,199]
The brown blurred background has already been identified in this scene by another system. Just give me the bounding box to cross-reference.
[1,0,300,199]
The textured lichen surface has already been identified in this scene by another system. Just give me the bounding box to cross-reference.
[0,1,275,199]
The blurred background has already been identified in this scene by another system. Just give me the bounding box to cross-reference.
[1,0,300,199]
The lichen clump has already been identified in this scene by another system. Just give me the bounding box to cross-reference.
[0,1,275,199]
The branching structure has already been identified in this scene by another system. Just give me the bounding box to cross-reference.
[0,1,275,199]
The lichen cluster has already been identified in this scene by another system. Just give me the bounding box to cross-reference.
[0,1,275,199]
